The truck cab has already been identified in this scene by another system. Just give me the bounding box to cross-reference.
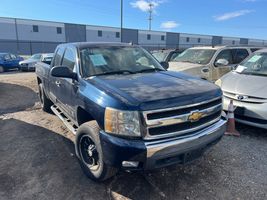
[36,42,227,181]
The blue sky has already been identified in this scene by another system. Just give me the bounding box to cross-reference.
[1,0,267,39]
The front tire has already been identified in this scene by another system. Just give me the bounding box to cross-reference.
[75,121,118,182]
[38,83,53,113]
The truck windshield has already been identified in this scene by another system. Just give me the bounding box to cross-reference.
[236,53,267,76]
[173,49,216,65]
[80,46,164,77]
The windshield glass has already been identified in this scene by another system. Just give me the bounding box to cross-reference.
[80,46,164,77]
[236,52,267,76]
[152,51,168,62]
[173,49,216,65]
[31,54,41,60]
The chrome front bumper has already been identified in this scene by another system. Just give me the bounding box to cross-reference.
[144,119,227,169]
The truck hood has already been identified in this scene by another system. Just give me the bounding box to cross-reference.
[88,71,221,110]
[168,62,204,77]
[221,71,267,99]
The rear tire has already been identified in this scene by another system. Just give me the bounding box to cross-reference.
[75,121,118,182]
[0,66,4,73]
[38,83,53,113]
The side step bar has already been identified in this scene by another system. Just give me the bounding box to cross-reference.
[51,105,78,135]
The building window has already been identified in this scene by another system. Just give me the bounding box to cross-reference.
[186,37,190,42]
[116,32,120,38]
[57,27,62,34]
[33,25,39,32]
[198,38,201,43]
[98,30,102,37]
[147,34,151,40]
[232,40,235,45]
[161,35,165,41]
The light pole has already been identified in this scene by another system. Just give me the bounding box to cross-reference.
[120,0,123,43]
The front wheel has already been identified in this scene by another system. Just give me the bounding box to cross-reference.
[75,121,117,182]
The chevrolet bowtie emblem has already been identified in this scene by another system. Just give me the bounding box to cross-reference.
[188,111,204,122]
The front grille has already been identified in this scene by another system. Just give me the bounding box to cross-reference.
[143,97,222,140]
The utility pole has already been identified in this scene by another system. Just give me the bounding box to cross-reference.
[120,0,123,43]
[148,2,153,31]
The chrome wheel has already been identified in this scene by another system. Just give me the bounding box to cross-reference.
[79,135,100,171]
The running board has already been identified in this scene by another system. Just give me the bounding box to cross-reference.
[51,105,78,135]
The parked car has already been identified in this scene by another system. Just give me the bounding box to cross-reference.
[168,46,260,81]
[36,42,226,181]
[215,49,267,129]
[0,53,23,73]
[20,53,53,71]
[151,49,182,62]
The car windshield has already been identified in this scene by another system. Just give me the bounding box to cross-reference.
[235,52,267,76]
[172,49,216,65]
[80,46,164,77]
[31,54,41,60]
[152,51,168,62]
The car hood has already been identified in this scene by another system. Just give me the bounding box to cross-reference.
[88,71,221,110]
[168,62,204,77]
[19,59,37,64]
[221,71,267,98]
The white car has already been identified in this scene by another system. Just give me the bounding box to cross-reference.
[216,49,267,129]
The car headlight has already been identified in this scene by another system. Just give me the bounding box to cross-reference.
[215,79,222,87]
[104,107,141,137]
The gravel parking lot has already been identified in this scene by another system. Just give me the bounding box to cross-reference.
[0,72,266,200]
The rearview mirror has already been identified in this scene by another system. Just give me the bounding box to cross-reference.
[51,66,77,80]
[215,59,229,67]
[160,61,169,70]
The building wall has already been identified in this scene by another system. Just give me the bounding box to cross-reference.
[179,33,212,49]
[86,26,121,42]
[166,32,179,49]
[138,30,166,45]
[16,19,65,42]
[0,18,17,40]
[121,28,138,44]
[65,23,86,42]
[222,37,240,45]
[248,39,264,46]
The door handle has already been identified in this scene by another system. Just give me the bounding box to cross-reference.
[201,68,209,73]
[55,80,61,87]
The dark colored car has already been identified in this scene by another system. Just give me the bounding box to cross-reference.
[0,53,23,73]
[36,42,226,181]
[152,49,183,63]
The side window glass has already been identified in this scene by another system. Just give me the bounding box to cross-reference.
[215,50,233,66]
[169,52,180,61]
[4,54,11,60]
[10,54,16,59]
[53,48,65,67]
[62,48,76,71]
[233,49,249,64]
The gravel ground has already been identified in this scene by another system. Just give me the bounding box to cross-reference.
[0,72,266,200]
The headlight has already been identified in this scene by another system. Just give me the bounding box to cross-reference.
[104,107,141,137]
[215,79,222,87]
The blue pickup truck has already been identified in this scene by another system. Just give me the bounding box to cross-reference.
[36,42,227,181]
[0,53,23,72]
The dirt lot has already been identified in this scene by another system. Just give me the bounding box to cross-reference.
[0,72,266,200]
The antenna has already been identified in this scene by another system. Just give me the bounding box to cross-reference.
[148,2,153,31]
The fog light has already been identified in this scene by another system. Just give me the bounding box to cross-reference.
[122,161,139,168]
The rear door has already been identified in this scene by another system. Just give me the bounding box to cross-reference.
[48,47,65,104]
[9,54,20,68]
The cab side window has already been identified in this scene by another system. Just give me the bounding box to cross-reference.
[10,54,17,59]
[215,50,233,66]
[232,49,249,64]
[62,48,76,71]
[52,47,65,67]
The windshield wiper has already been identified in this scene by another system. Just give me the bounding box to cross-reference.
[134,68,165,73]
[96,70,135,76]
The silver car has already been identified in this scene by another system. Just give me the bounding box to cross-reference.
[215,49,267,129]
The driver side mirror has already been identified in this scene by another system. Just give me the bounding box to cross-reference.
[160,61,169,70]
[215,59,229,67]
[51,66,78,80]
